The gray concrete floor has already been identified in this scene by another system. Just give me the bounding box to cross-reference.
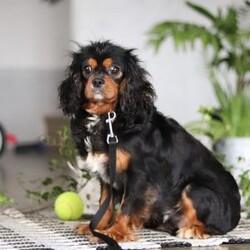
[0,148,65,212]
[0,149,249,250]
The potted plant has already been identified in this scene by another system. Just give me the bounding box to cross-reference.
[148,1,250,215]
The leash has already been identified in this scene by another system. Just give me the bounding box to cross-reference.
[89,111,122,250]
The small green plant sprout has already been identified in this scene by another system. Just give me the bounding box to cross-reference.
[27,126,91,202]
[0,192,13,206]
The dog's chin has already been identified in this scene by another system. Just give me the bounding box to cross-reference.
[88,88,117,103]
[85,90,117,115]
[92,91,104,101]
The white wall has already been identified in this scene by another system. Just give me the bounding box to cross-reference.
[0,0,70,141]
[70,0,244,124]
[0,0,70,70]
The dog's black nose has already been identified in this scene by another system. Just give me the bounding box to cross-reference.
[92,78,104,88]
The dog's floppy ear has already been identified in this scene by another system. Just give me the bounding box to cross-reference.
[58,52,83,117]
[119,49,156,120]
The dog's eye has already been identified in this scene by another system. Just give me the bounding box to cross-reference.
[83,65,92,75]
[109,65,120,75]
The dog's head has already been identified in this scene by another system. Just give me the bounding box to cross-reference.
[59,41,155,119]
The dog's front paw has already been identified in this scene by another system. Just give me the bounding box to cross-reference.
[74,223,91,235]
[103,228,138,242]
[88,229,138,242]
[178,226,209,239]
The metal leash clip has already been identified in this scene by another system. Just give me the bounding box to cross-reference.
[106,111,118,144]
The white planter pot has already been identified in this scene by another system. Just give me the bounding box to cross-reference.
[215,137,250,179]
[215,137,250,215]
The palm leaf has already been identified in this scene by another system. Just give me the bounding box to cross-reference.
[208,68,230,110]
[186,1,216,22]
[240,30,250,39]
[148,22,221,53]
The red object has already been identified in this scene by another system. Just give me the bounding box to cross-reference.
[6,134,17,144]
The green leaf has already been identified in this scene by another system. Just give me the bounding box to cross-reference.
[208,69,229,109]
[148,21,220,54]
[186,1,216,22]
[48,158,60,171]
[41,192,49,201]
[0,192,13,205]
[42,177,53,186]
[51,186,64,197]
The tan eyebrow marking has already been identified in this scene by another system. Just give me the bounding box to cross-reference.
[103,58,113,69]
[87,58,98,69]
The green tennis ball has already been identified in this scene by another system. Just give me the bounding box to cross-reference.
[54,192,84,221]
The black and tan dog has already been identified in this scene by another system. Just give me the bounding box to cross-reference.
[58,40,240,242]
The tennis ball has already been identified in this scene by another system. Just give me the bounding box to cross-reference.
[54,192,84,220]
